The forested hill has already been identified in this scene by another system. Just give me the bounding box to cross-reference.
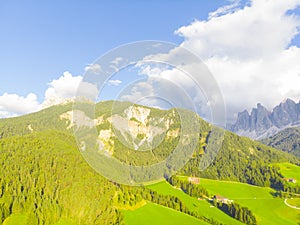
[0,130,123,224]
[261,127,300,157]
[0,100,298,184]
[0,101,298,224]
[0,104,73,138]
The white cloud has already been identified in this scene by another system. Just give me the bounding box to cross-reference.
[107,79,122,86]
[120,80,155,103]
[183,0,300,122]
[109,57,124,73]
[43,71,83,106]
[0,71,99,118]
[119,78,178,110]
[131,0,300,123]
[111,57,123,65]
[0,92,40,118]
[208,0,242,19]
[43,71,98,106]
[176,0,300,60]
[84,63,101,74]
[119,63,214,121]
[204,46,300,115]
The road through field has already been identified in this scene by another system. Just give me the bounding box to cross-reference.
[285,199,300,210]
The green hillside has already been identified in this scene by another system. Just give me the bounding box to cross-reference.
[0,130,122,224]
[273,162,300,193]
[261,127,300,157]
[148,181,245,225]
[2,214,28,225]
[123,202,207,225]
[129,176,300,225]
[274,162,300,182]
[198,178,299,225]
[182,129,298,188]
[0,101,299,224]
[1,101,297,185]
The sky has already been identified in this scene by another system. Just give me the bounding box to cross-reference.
[1,0,300,123]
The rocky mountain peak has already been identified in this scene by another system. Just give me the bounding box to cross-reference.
[233,110,250,131]
[230,99,300,139]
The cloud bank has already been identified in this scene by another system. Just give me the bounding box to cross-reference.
[176,0,300,121]
[0,93,40,118]
[122,0,300,123]
[0,71,84,118]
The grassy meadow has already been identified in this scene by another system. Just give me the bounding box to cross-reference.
[123,202,207,225]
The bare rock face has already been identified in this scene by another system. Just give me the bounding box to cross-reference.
[229,99,300,139]
[234,110,250,131]
[60,105,179,154]
[272,98,299,127]
[124,106,150,125]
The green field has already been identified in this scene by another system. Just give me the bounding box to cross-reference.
[53,220,76,225]
[275,162,300,182]
[286,198,300,208]
[123,202,207,225]
[2,214,27,225]
[196,177,300,225]
[148,181,244,225]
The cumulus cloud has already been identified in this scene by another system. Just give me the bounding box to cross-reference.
[119,63,216,122]
[0,71,99,118]
[43,71,99,106]
[0,93,40,118]
[176,0,300,60]
[129,0,300,123]
[178,0,300,122]
[43,71,83,106]
[204,47,300,117]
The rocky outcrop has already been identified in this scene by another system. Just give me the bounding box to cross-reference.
[60,105,179,154]
[229,99,300,139]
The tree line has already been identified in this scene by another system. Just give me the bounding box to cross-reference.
[213,200,257,225]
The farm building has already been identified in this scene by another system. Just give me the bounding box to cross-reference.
[213,195,233,204]
[283,178,297,183]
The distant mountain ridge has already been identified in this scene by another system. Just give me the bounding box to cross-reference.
[229,98,300,139]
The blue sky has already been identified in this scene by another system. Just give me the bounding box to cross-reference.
[0,0,226,101]
[1,0,300,121]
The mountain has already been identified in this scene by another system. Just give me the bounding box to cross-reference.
[0,101,298,224]
[261,127,300,157]
[229,98,300,139]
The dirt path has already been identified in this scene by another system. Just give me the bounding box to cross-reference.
[284,198,300,210]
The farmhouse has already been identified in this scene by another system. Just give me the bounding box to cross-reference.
[283,178,297,183]
[188,177,200,184]
[213,195,233,204]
